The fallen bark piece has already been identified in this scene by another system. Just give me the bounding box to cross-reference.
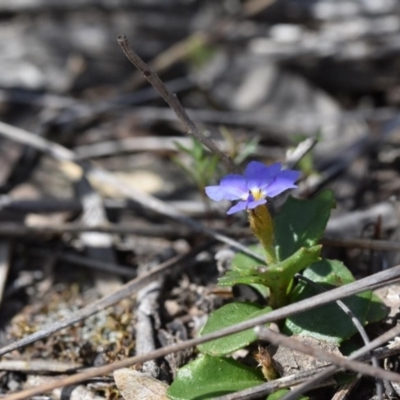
[114,368,169,400]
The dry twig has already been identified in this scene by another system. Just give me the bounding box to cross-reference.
[117,35,235,172]
[215,324,400,400]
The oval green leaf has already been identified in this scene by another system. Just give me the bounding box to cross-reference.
[267,388,309,400]
[366,292,388,324]
[274,190,335,261]
[284,259,386,344]
[198,302,272,356]
[167,354,264,400]
[231,244,266,273]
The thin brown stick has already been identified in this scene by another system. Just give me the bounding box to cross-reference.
[40,250,136,278]
[0,222,233,238]
[278,325,400,400]
[215,325,400,400]
[0,120,259,259]
[0,359,82,373]
[2,222,400,253]
[255,327,399,386]
[322,237,400,252]
[296,273,381,395]
[117,35,235,172]
[232,318,400,400]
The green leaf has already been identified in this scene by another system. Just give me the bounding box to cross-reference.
[218,271,268,287]
[255,245,321,309]
[258,245,322,289]
[198,155,219,187]
[231,244,266,273]
[167,354,264,400]
[274,191,335,261]
[187,39,217,69]
[267,389,309,400]
[220,246,321,308]
[249,283,270,299]
[203,155,219,182]
[171,155,197,182]
[366,292,388,323]
[284,259,375,344]
[219,244,266,286]
[198,302,272,356]
[174,140,192,155]
[229,246,321,282]
[193,139,204,161]
[233,136,260,165]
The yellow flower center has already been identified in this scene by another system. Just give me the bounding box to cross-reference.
[250,188,265,201]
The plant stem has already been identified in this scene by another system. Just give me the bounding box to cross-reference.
[248,205,276,264]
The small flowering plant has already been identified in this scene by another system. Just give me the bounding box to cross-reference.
[204,161,323,309]
[206,161,300,267]
[167,160,387,400]
[205,161,299,215]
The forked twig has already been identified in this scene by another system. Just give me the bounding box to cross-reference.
[117,35,235,172]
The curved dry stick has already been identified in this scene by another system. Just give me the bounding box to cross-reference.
[117,35,235,172]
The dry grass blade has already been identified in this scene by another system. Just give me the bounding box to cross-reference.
[0,359,82,373]
[5,264,400,400]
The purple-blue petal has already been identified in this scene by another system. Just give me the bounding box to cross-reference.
[227,201,248,215]
[205,174,249,201]
[220,173,247,189]
[206,161,300,214]
[220,174,248,199]
[245,161,282,191]
[247,198,267,210]
[205,186,229,201]
[265,169,301,198]
[244,161,270,178]
[220,174,249,200]
[205,186,243,201]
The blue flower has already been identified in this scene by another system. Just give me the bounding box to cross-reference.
[205,161,300,214]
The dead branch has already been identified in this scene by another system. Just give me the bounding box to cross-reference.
[117,35,235,172]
